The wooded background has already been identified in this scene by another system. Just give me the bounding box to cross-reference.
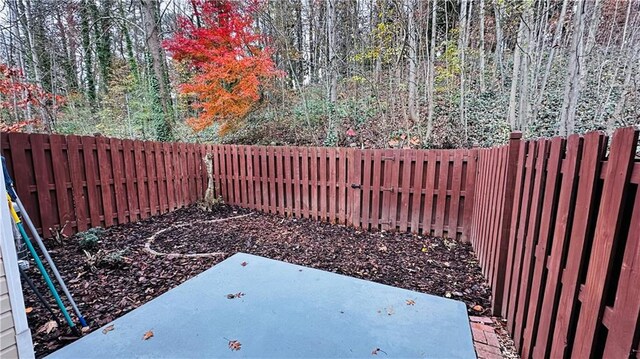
[0,0,639,149]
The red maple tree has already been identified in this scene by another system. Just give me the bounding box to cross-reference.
[164,0,280,133]
[0,63,65,132]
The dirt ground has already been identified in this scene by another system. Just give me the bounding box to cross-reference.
[21,204,492,357]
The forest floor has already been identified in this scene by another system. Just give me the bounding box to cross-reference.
[23,204,501,357]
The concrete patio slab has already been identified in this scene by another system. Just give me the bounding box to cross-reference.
[46,253,475,358]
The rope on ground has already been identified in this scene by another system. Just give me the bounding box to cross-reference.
[143,213,253,258]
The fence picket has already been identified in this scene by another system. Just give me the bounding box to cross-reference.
[96,136,114,227]
[550,132,606,358]
[370,150,382,229]
[360,150,372,230]
[410,151,424,233]
[30,135,53,237]
[50,135,73,234]
[110,138,127,223]
[571,127,638,358]
[398,150,412,232]
[269,147,278,214]
[521,138,563,358]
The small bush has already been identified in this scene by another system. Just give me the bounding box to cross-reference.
[78,233,99,250]
[100,249,128,268]
[83,248,129,272]
[77,227,104,250]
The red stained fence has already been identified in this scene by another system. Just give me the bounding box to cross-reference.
[1,133,207,238]
[3,127,640,359]
[209,146,477,239]
[470,127,640,359]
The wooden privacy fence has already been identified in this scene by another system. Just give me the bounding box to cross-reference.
[470,127,640,359]
[3,128,640,359]
[1,132,207,237]
[209,146,477,239]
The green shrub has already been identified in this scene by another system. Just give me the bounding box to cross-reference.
[77,227,105,250]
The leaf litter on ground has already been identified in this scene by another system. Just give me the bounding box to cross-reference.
[143,330,154,340]
[228,340,241,351]
[23,205,491,357]
[102,324,114,334]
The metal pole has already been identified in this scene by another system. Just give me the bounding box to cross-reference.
[7,195,76,330]
[14,195,88,327]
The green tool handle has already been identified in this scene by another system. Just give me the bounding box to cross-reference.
[8,196,75,329]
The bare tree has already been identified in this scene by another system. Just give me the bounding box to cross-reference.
[559,0,586,136]
[478,0,486,93]
[407,0,418,123]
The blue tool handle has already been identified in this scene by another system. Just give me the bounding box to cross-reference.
[2,157,17,200]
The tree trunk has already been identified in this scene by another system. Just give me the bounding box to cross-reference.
[407,0,418,123]
[426,0,437,140]
[559,0,586,136]
[327,0,337,103]
[458,0,468,143]
[517,4,533,130]
[141,0,174,140]
[478,0,486,93]
[507,16,525,130]
[533,0,568,121]
[492,0,504,90]
[80,0,96,106]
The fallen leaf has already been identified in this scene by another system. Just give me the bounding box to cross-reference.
[240,261,248,267]
[25,307,33,314]
[81,326,91,334]
[421,247,428,252]
[36,320,58,334]
[406,299,415,306]
[143,330,154,340]
[472,305,484,312]
[102,324,115,334]
[228,340,242,351]
[227,292,245,299]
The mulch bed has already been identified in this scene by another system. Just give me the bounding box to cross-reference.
[21,204,491,357]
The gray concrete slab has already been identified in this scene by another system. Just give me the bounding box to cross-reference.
[46,253,476,358]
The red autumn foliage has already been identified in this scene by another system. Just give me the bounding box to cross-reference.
[0,63,65,131]
[164,0,280,133]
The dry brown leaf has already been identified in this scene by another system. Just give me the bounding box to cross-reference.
[228,340,242,351]
[102,324,114,334]
[406,299,415,306]
[36,320,58,334]
[240,261,248,267]
[226,292,245,299]
[25,307,33,314]
[143,330,154,340]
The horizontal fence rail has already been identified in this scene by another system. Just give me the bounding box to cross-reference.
[470,127,640,359]
[1,133,207,237]
[209,145,477,240]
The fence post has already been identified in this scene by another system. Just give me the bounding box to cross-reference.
[491,131,522,315]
